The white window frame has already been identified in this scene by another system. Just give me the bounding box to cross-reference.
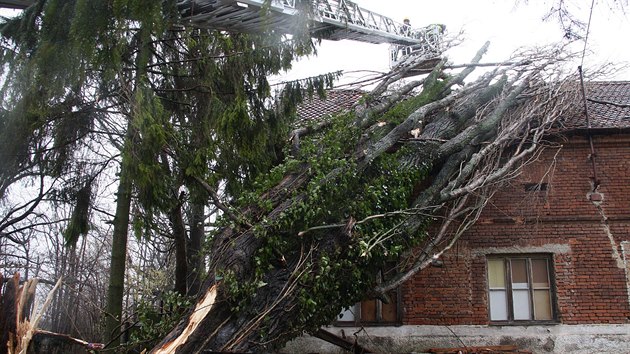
[487,255,556,324]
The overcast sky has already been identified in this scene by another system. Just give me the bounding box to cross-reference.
[279,0,629,86]
[2,1,626,84]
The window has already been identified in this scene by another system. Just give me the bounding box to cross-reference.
[337,291,400,325]
[337,270,400,325]
[487,255,555,322]
[523,182,548,192]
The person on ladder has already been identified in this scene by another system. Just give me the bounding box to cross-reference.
[399,18,413,57]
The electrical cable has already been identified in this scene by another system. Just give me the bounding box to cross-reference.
[580,0,596,67]
[578,0,599,191]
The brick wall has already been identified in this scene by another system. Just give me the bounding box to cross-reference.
[402,133,630,325]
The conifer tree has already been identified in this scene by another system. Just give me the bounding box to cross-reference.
[0,0,332,345]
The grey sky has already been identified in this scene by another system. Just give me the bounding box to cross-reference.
[281,0,629,85]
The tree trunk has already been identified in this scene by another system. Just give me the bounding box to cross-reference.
[154,166,314,353]
[0,273,18,354]
[104,28,153,345]
[186,201,206,297]
[170,203,188,296]
[103,153,132,345]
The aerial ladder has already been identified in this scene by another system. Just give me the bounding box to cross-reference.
[0,0,31,9]
[0,0,444,68]
[179,0,444,67]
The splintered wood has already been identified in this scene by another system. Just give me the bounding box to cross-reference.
[155,284,219,354]
[1,273,98,354]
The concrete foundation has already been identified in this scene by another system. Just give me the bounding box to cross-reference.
[281,324,630,353]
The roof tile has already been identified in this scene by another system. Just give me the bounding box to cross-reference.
[295,89,364,124]
[296,82,630,131]
[563,81,630,130]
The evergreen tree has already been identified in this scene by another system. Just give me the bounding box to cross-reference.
[0,0,333,345]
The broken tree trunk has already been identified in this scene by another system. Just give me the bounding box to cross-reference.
[1,273,103,354]
[151,45,583,353]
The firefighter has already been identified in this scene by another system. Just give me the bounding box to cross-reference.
[400,18,411,36]
[399,18,413,57]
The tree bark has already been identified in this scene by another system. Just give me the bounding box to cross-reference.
[170,203,188,296]
[103,151,132,345]
[186,201,206,297]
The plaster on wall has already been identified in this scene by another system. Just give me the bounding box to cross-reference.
[282,324,630,353]
[589,192,625,269]
[471,244,571,256]
[621,241,630,309]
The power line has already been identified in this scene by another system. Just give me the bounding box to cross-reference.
[578,0,599,192]
[580,0,596,68]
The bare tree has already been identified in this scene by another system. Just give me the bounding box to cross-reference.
[518,0,627,40]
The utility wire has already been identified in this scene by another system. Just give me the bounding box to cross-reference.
[578,0,599,191]
[580,0,596,67]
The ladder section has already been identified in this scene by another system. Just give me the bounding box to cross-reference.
[1,0,441,49]
[178,0,424,45]
[0,0,33,9]
[389,23,446,68]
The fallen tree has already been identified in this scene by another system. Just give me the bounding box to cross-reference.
[150,43,584,353]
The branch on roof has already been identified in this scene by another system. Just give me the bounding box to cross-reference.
[371,75,580,297]
[587,97,630,108]
[289,119,334,156]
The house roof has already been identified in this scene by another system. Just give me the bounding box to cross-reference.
[295,89,364,123]
[583,81,630,129]
[295,82,630,131]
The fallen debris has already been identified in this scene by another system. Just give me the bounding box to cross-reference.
[312,328,373,354]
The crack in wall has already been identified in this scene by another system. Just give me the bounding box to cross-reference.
[589,192,624,269]
[621,242,630,310]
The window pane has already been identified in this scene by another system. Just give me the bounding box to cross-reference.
[361,299,377,322]
[532,259,550,288]
[488,259,505,288]
[534,289,552,320]
[513,289,532,320]
[511,259,528,285]
[381,292,398,322]
[338,305,356,321]
[489,290,508,320]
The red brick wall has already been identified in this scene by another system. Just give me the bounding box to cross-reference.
[402,134,630,325]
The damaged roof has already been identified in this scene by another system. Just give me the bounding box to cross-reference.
[295,89,364,123]
[296,82,630,131]
[584,81,630,129]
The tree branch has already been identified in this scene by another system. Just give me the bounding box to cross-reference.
[192,176,252,228]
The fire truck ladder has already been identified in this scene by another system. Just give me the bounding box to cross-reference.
[0,0,444,62]
[178,0,432,45]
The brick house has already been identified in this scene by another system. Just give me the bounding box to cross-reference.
[284,83,630,353]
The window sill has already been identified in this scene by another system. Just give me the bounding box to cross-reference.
[489,320,559,326]
[334,321,402,327]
